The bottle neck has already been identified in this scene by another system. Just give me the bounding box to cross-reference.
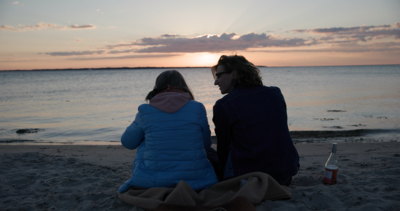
[331,143,337,153]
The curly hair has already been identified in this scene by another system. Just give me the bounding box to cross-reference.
[211,55,263,87]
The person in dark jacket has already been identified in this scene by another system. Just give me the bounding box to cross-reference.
[209,55,299,186]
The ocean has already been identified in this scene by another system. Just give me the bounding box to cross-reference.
[1,65,399,144]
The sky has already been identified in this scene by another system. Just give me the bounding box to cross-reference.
[0,0,399,70]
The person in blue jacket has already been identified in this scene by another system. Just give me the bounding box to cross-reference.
[208,55,300,186]
[119,70,218,193]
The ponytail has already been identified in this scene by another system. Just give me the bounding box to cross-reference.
[145,88,159,102]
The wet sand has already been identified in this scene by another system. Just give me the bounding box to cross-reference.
[1,142,399,210]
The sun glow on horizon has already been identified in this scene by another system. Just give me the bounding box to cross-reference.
[190,53,220,66]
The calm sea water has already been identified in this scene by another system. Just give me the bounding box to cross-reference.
[1,65,399,144]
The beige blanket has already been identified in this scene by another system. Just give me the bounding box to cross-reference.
[118,172,291,210]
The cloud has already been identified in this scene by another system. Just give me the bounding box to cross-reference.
[105,32,315,53]
[0,25,17,31]
[44,51,104,56]
[76,39,83,42]
[253,48,400,53]
[67,24,96,29]
[67,54,181,60]
[12,1,19,4]
[105,43,133,49]
[108,49,136,54]
[1,24,58,31]
[0,23,96,31]
[39,22,400,58]
[252,42,400,53]
[160,34,180,38]
[293,23,400,42]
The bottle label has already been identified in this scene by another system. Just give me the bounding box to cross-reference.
[324,170,333,179]
[323,167,338,184]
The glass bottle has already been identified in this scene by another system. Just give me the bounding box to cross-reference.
[323,143,338,184]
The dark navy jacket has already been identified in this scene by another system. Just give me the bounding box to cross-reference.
[213,86,299,184]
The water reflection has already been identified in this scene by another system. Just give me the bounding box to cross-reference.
[0,65,399,143]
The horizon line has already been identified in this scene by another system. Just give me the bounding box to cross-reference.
[1,63,399,71]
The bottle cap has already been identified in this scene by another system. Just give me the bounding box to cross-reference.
[332,143,337,153]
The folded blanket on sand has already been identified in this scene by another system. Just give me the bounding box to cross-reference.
[118,172,292,211]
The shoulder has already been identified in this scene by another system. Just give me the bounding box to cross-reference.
[187,100,204,106]
[214,86,267,104]
[263,86,284,99]
[214,86,283,105]
[137,103,154,113]
[264,86,281,93]
[185,100,206,111]
[246,85,281,92]
[138,103,150,109]
[243,86,283,96]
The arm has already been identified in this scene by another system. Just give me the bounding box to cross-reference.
[200,104,212,151]
[121,111,145,150]
[213,102,231,174]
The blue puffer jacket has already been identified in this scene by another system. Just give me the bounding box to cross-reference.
[119,92,218,193]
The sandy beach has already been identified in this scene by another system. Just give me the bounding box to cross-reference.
[1,141,399,211]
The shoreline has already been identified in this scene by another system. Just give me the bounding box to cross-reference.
[1,142,399,210]
[2,128,399,145]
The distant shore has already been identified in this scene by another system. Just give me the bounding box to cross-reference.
[1,63,399,71]
[1,66,267,71]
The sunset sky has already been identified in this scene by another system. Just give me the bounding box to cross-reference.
[0,0,399,70]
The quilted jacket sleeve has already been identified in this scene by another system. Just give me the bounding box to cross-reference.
[121,111,145,150]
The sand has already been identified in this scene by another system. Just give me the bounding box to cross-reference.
[1,142,399,211]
